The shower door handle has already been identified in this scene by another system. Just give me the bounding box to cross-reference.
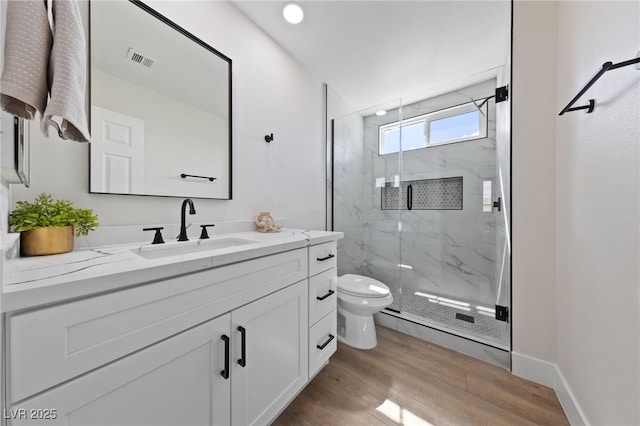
[407,184,413,210]
[492,197,502,213]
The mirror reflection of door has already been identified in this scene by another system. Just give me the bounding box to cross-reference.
[90,106,145,194]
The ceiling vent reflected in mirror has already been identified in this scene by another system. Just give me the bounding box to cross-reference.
[126,47,155,69]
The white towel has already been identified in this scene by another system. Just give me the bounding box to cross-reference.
[41,0,90,142]
[0,0,52,120]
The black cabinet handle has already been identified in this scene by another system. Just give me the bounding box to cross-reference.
[316,334,335,350]
[316,289,335,301]
[316,254,335,262]
[220,335,230,380]
[237,326,246,367]
[407,184,413,211]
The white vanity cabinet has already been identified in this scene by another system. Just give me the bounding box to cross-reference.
[3,239,340,426]
[9,281,309,426]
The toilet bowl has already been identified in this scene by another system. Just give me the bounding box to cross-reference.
[337,274,393,349]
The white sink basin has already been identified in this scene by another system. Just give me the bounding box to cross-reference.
[133,237,259,260]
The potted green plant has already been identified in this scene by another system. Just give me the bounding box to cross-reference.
[9,193,99,256]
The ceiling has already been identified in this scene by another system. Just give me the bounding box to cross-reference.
[231,1,511,111]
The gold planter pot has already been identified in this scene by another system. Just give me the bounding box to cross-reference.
[20,226,74,256]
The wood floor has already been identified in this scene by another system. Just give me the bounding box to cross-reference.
[275,325,569,426]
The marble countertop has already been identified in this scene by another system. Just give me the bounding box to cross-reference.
[1,228,343,313]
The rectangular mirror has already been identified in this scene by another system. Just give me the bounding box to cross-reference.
[89,0,232,199]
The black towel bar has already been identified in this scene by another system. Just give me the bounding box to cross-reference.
[180,173,216,182]
[559,53,640,115]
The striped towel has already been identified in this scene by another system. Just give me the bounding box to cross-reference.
[0,0,52,120]
[41,0,90,142]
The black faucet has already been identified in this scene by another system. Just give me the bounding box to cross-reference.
[178,199,196,241]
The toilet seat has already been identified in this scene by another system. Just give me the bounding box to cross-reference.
[338,274,391,298]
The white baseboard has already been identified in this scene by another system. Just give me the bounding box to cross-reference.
[511,352,588,425]
[511,351,557,387]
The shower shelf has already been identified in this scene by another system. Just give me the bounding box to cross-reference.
[381,177,463,211]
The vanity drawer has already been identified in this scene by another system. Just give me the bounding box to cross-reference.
[309,310,337,377]
[7,248,307,403]
[309,268,337,326]
[309,241,337,276]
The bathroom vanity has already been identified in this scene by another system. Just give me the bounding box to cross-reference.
[1,228,341,425]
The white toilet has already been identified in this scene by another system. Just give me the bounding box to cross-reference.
[336,274,393,349]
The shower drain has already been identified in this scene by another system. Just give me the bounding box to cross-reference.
[455,312,475,323]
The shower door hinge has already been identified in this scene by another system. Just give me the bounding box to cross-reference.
[495,305,509,322]
[495,86,509,103]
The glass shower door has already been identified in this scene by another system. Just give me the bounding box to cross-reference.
[396,80,510,349]
[331,82,511,350]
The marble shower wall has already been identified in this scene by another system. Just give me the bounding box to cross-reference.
[334,80,500,307]
[333,110,367,276]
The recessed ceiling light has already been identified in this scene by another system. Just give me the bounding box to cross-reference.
[283,3,304,24]
[376,110,387,116]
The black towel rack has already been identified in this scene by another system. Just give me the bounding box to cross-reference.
[559,53,640,115]
[180,173,216,182]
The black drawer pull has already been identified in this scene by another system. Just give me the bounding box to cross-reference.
[237,326,246,367]
[316,334,335,350]
[220,335,230,380]
[316,254,335,262]
[316,289,335,301]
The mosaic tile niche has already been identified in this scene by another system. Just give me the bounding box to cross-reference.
[382,177,463,210]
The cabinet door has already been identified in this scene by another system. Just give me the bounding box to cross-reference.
[11,315,231,426]
[231,281,308,426]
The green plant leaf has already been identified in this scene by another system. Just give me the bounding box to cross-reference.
[9,193,99,236]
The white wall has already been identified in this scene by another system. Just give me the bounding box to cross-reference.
[512,0,558,363]
[11,1,325,230]
[555,2,640,424]
[513,1,640,424]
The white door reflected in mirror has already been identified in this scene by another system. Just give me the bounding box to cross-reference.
[90,106,145,195]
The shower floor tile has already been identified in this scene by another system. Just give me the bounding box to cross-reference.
[388,289,508,348]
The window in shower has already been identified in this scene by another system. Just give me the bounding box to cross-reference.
[378,101,488,155]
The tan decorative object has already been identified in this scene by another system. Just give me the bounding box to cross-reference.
[254,211,282,233]
[20,226,74,256]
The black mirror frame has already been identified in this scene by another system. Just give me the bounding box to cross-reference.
[88,0,233,200]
